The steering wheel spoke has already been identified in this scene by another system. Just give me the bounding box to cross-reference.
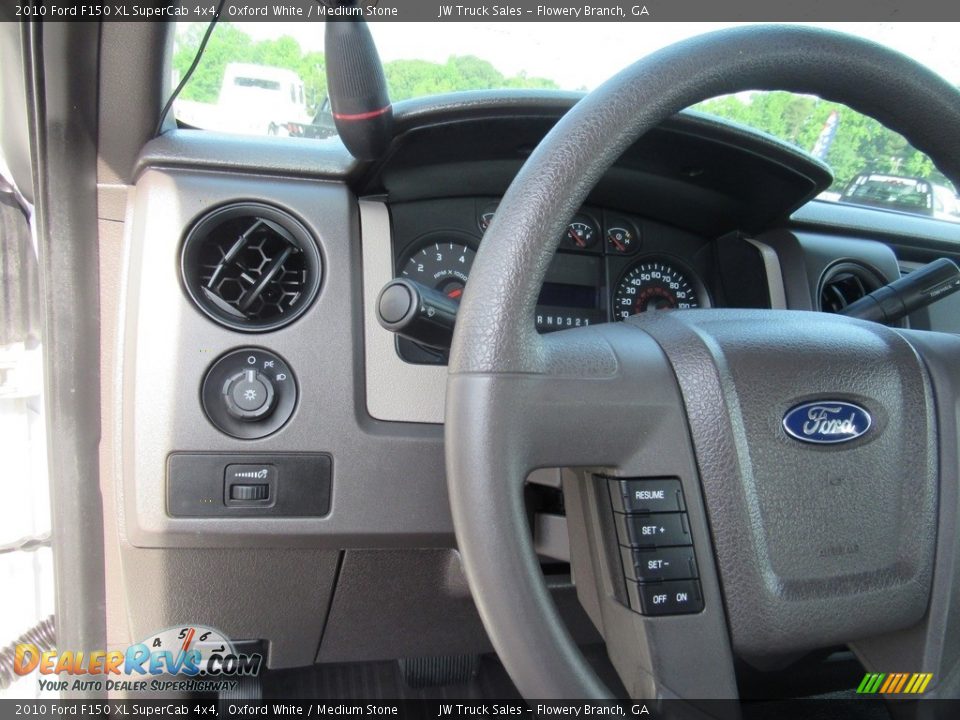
[448,323,695,472]
[447,321,739,698]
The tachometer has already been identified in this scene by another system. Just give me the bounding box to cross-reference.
[613,260,703,318]
[399,239,476,301]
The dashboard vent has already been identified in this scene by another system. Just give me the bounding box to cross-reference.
[818,262,885,314]
[181,203,322,332]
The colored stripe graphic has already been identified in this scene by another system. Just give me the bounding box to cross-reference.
[858,673,886,694]
[879,674,896,693]
[893,674,909,693]
[857,672,933,694]
[904,674,920,694]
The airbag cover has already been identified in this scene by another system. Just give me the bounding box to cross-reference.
[637,310,937,656]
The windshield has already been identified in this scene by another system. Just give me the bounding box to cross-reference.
[173,21,960,221]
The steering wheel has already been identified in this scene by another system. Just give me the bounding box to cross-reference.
[445,25,960,700]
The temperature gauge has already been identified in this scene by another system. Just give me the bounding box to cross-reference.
[606,225,639,254]
[478,202,499,233]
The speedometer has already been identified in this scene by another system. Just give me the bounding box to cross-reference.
[613,260,703,318]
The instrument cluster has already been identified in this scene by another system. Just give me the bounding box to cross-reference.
[392,197,714,363]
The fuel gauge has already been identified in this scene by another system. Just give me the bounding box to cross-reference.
[562,214,599,250]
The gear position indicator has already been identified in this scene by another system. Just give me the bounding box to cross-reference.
[201,348,297,439]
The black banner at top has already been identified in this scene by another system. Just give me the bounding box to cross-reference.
[3,0,960,22]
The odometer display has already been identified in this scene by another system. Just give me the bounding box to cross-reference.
[613,261,701,318]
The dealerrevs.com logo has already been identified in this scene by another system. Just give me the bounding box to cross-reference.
[14,625,262,694]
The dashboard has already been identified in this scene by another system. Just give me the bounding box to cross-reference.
[17,18,960,695]
[110,89,960,670]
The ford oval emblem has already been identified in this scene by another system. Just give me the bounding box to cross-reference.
[782,401,872,445]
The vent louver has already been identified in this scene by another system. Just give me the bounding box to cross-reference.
[818,262,885,314]
[181,203,322,332]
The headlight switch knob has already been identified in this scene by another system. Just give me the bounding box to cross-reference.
[201,348,297,439]
[223,368,277,421]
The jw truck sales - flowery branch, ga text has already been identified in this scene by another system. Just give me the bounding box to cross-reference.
[437,5,650,18]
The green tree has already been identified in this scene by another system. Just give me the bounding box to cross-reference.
[696,91,952,192]
[175,24,557,112]
[172,24,955,197]
[174,24,327,112]
[298,52,327,110]
[383,55,558,101]
[173,23,256,103]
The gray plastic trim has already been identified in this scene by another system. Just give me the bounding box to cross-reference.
[792,199,960,249]
[745,237,787,309]
[118,170,453,548]
[533,514,571,564]
[755,228,903,313]
[135,129,357,183]
[361,200,446,423]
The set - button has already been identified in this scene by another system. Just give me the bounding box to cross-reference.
[619,545,698,583]
[608,478,704,616]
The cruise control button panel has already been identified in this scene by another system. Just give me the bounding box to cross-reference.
[605,476,704,617]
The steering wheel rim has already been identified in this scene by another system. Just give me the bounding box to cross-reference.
[445,25,960,699]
